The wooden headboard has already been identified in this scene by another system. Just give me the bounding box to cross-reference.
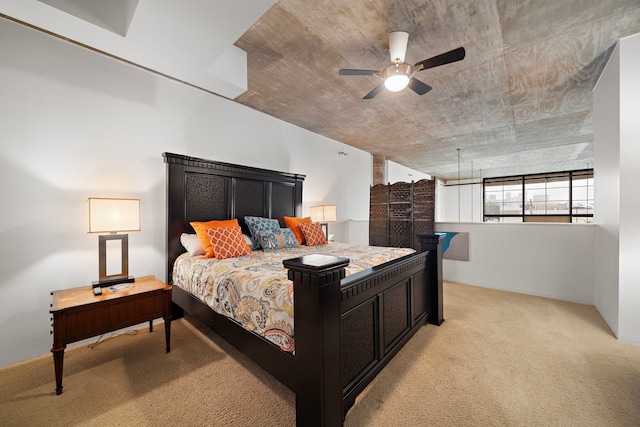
[163,152,305,283]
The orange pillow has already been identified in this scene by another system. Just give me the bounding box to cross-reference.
[190,219,239,258]
[207,226,251,260]
[298,222,327,245]
[284,216,312,245]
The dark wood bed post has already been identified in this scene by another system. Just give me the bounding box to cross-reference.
[418,233,444,325]
[284,254,350,427]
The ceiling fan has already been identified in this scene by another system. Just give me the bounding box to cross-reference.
[339,31,465,99]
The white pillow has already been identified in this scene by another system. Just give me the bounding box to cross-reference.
[243,234,255,250]
[180,233,205,256]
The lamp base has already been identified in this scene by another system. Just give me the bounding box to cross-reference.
[320,223,329,240]
[92,276,135,288]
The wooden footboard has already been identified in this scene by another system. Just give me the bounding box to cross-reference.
[284,233,443,426]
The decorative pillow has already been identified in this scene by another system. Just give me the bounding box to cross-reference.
[244,216,280,250]
[255,229,284,251]
[284,216,312,245]
[190,219,240,258]
[255,228,299,251]
[207,226,252,260]
[180,233,205,256]
[243,234,255,250]
[280,228,299,248]
[298,222,327,245]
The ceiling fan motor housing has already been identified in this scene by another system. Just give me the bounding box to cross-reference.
[388,31,409,61]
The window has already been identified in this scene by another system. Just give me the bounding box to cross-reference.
[571,170,594,223]
[483,170,593,223]
[484,177,522,221]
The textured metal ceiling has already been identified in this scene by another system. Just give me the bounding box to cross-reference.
[234,0,640,181]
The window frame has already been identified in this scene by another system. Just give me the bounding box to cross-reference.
[483,169,593,223]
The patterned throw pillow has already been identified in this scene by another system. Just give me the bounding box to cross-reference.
[244,216,281,250]
[255,228,299,251]
[207,226,252,260]
[283,216,312,245]
[298,222,327,245]
[280,228,299,248]
[190,218,240,258]
[255,229,283,251]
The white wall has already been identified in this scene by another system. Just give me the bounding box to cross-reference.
[618,33,640,346]
[593,32,640,346]
[328,220,369,246]
[0,0,276,98]
[0,19,372,367]
[386,160,431,183]
[436,222,596,304]
[593,43,621,336]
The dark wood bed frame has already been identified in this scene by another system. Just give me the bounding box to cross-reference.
[164,152,444,427]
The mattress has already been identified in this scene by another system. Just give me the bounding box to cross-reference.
[172,242,415,352]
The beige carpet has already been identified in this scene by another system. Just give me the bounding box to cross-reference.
[1,282,639,426]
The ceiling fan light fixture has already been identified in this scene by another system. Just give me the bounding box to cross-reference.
[382,62,413,92]
[384,74,410,92]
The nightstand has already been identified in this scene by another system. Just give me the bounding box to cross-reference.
[50,275,172,395]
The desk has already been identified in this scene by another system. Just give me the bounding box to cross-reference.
[50,275,172,395]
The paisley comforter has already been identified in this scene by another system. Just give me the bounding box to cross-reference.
[172,242,414,352]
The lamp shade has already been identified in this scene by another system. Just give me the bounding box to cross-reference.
[310,205,337,223]
[88,198,140,233]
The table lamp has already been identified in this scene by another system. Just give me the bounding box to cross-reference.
[88,198,140,287]
[310,204,337,240]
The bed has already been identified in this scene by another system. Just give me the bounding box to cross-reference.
[164,152,444,426]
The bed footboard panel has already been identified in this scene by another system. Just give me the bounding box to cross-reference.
[285,233,443,426]
[339,251,432,412]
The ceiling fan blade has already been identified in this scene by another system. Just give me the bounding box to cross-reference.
[388,31,409,63]
[408,78,433,95]
[414,47,466,71]
[339,69,378,76]
[363,84,384,99]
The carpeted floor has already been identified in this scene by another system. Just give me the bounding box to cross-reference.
[1,281,639,426]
